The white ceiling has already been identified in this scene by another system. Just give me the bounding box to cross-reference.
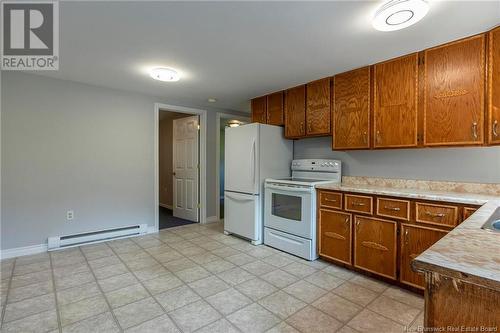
[36,1,500,112]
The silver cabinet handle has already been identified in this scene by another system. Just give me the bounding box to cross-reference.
[471,122,478,140]
[404,229,409,245]
[493,120,498,138]
[351,202,365,207]
[362,131,367,145]
[325,198,337,202]
[384,206,401,211]
[425,211,446,218]
[376,131,381,144]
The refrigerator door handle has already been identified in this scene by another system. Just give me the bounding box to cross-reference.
[251,140,256,187]
[225,193,255,202]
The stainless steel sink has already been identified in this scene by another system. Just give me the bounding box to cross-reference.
[481,207,500,232]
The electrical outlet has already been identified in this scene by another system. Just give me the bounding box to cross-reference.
[66,210,74,221]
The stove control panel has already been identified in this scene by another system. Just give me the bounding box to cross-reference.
[291,159,341,172]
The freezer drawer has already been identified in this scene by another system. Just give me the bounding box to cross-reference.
[264,227,314,260]
[224,191,261,243]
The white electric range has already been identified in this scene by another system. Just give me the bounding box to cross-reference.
[264,159,341,260]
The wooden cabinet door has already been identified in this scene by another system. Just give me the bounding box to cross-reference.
[374,54,418,148]
[400,224,447,289]
[306,78,331,136]
[354,216,397,279]
[488,27,500,145]
[251,96,267,124]
[333,67,371,149]
[285,85,306,138]
[267,92,284,126]
[318,209,352,265]
[423,35,485,146]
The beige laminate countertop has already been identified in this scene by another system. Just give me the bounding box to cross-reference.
[316,182,500,291]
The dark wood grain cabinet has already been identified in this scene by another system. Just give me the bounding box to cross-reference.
[284,85,306,138]
[266,92,284,126]
[488,27,500,145]
[373,54,419,148]
[318,209,352,265]
[425,273,500,328]
[423,35,485,146]
[354,216,397,280]
[400,224,447,288]
[254,27,499,150]
[251,96,267,124]
[306,78,331,136]
[332,67,371,149]
[317,189,480,290]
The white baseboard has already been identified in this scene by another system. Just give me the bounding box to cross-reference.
[0,243,48,260]
[147,226,158,234]
[205,216,220,224]
[159,203,172,210]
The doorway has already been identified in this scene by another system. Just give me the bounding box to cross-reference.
[155,103,208,232]
[215,113,251,221]
[158,111,198,229]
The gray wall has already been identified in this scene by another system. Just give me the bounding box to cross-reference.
[1,72,245,250]
[294,137,500,184]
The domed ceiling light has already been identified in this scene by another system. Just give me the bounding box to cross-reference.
[373,0,429,32]
[149,67,180,82]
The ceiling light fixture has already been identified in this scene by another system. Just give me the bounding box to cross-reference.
[149,67,180,82]
[208,98,217,103]
[227,120,243,128]
[372,0,429,32]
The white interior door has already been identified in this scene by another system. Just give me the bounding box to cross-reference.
[173,116,199,222]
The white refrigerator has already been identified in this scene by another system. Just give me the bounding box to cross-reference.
[224,123,292,245]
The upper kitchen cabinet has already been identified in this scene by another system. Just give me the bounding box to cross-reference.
[332,67,371,150]
[373,53,419,148]
[285,85,306,138]
[306,78,331,136]
[251,96,267,124]
[423,35,485,146]
[266,91,284,126]
[488,27,500,145]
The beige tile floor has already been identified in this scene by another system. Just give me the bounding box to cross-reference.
[0,222,424,333]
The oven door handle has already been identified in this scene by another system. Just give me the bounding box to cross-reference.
[265,184,313,194]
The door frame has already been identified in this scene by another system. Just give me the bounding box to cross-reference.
[154,103,207,232]
[215,112,251,221]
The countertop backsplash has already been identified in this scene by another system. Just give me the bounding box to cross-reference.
[341,176,500,196]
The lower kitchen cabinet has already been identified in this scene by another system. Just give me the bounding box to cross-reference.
[354,216,397,280]
[400,224,447,289]
[317,189,475,291]
[318,209,352,265]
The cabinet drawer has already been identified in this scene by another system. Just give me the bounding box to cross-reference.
[463,207,478,220]
[345,194,373,214]
[319,191,342,209]
[376,198,410,221]
[416,202,459,227]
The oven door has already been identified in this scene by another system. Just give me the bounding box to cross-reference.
[264,183,313,239]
